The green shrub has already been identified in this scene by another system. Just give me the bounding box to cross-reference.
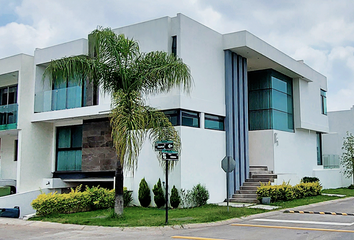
[301,176,320,183]
[31,185,91,216]
[31,185,133,216]
[191,184,209,207]
[152,178,165,208]
[123,187,133,207]
[257,181,322,203]
[170,185,181,208]
[348,184,354,189]
[138,178,151,207]
[86,186,114,210]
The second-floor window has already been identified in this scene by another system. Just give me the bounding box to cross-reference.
[0,85,17,126]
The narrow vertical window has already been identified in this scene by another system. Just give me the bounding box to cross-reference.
[321,89,327,115]
[316,132,322,165]
[14,140,18,161]
[172,36,177,57]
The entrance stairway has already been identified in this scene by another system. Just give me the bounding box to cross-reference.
[230,166,277,203]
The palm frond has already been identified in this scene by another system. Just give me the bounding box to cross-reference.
[134,51,192,95]
[43,55,97,85]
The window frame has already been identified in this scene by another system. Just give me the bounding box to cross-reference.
[163,109,200,128]
[204,113,225,131]
[55,125,83,172]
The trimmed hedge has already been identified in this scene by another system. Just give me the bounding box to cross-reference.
[31,185,132,216]
[256,181,322,202]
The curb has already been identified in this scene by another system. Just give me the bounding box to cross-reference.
[284,210,354,216]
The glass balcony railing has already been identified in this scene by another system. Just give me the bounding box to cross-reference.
[0,103,18,130]
[323,154,340,169]
[34,86,84,113]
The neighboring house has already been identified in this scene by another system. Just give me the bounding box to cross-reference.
[0,14,338,214]
[321,107,354,187]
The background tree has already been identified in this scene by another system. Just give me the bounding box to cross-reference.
[44,27,192,215]
[341,131,354,185]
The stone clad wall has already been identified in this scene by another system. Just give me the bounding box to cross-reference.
[81,118,117,171]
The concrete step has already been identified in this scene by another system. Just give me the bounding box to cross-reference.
[252,174,277,179]
[232,193,257,198]
[229,198,259,203]
[249,166,268,171]
[236,190,256,194]
[243,182,262,186]
[240,186,259,191]
[245,178,274,183]
[249,171,273,177]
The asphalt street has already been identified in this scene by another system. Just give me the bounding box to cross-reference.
[1,197,354,240]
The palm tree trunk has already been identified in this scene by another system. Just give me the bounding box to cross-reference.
[114,160,124,215]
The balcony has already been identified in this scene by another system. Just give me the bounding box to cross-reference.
[0,104,17,130]
[34,86,86,113]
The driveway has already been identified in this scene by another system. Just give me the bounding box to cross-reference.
[1,197,354,240]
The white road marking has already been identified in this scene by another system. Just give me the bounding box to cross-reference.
[253,218,354,226]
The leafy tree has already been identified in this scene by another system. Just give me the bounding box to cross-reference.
[43,27,192,215]
[152,178,165,208]
[341,132,354,184]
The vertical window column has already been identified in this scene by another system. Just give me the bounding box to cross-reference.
[316,132,322,165]
[321,89,327,115]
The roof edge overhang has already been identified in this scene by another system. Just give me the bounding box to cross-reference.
[223,31,326,83]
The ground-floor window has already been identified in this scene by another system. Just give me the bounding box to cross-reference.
[56,125,82,171]
[205,114,224,130]
[163,109,200,128]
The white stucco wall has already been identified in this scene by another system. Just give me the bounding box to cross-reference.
[0,135,17,180]
[273,129,319,185]
[249,130,275,171]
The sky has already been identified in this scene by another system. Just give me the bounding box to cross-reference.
[0,0,353,111]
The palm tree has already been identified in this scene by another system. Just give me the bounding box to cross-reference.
[43,27,192,215]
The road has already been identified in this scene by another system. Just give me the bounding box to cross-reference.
[1,197,354,240]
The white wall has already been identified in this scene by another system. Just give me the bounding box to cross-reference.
[249,130,275,171]
[273,129,318,185]
[295,77,328,133]
[0,136,17,180]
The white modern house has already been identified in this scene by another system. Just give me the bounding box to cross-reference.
[321,107,354,187]
[0,14,339,216]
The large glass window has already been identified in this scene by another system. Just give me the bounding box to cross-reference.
[52,76,86,111]
[321,89,327,115]
[163,109,200,128]
[205,114,225,130]
[56,125,83,171]
[249,69,294,132]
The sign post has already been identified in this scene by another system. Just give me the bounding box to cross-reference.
[221,156,236,211]
[155,141,178,225]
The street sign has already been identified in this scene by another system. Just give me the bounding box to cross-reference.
[221,156,236,173]
[155,141,174,151]
[162,150,179,160]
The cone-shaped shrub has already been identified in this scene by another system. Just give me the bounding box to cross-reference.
[138,178,151,207]
[170,185,180,208]
[152,178,165,208]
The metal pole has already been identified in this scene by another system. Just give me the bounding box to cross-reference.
[165,159,169,224]
[227,156,229,212]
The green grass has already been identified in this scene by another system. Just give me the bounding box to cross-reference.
[271,194,341,209]
[30,204,267,227]
[31,189,353,227]
[322,187,354,197]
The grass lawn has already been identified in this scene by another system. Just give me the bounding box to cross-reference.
[30,189,352,227]
[30,204,267,227]
[322,187,354,197]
